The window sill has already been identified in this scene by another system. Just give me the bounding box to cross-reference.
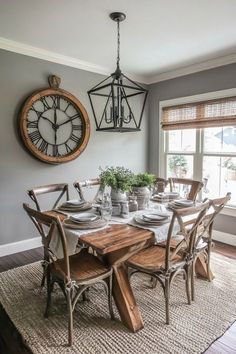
[221,206,236,218]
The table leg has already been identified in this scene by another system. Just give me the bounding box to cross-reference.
[111,263,144,332]
[195,253,214,281]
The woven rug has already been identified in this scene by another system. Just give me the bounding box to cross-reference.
[0,253,236,354]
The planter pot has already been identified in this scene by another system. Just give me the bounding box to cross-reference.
[132,186,151,210]
[110,188,127,203]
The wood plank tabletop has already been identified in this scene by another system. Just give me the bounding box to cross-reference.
[79,224,154,255]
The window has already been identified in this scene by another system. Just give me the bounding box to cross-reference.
[160,91,236,208]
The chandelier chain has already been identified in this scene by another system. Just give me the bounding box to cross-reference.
[116,20,120,69]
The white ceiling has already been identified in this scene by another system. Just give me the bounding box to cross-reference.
[1,0,236,83]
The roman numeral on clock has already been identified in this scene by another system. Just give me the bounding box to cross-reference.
[27,120,38,129]
[51,96,60,109]
[38,139,49,154]
[53,145,60,156]
[41,97,51,110]
[72,124,82,130]
[29,130,41,143]
[69,133,80,144]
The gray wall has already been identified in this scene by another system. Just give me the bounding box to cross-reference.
[148,63,236,235]
[0,49,148,245]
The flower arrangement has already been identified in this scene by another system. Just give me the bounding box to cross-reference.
[99,166,134,192]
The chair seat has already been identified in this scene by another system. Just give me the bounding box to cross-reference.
[51,250,111,283]
[126,245,184,273]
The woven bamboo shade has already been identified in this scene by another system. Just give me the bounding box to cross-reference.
[161,96,236,130]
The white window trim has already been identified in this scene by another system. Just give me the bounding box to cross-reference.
[158,87,236,217]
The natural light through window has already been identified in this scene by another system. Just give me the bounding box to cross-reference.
[164,127,236,207]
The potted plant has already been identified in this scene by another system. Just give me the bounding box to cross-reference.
[168,155,188,178]
[224,158,236,181]
[131,172,156,209]
[99,166,134,202]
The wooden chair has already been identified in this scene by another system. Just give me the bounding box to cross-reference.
[126,201,210,324]
[23,203,114,346]
[169,178,203,201]
[152,177,169,194]
[191,192,231,300]
[73,178,105,203]
[27,183,69,211]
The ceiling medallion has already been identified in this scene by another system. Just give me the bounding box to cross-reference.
[88,12,148,132]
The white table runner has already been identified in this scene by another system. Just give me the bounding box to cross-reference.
[50,203,179,258]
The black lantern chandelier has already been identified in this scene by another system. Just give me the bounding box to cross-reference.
[88,12,148,132]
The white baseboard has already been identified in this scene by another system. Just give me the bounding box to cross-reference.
[0,237,41,257]
[212,230,236,247]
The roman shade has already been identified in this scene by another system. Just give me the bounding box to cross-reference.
[161,96,236,130]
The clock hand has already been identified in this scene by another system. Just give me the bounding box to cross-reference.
[53,109,57,145]
[58,115,79,127]
[41,115,54,126]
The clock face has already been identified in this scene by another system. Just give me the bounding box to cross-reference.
[19,88,90,164]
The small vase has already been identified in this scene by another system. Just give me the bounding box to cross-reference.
[110,188,127,203]
[132,186,151,210]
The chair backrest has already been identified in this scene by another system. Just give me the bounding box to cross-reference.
[23,203,70,281]
[165,201,210,270]
[27,183,69,211]
[169,178,203,201]
[73,178,105,203]
[153,177,169,194]
[202,192,231,239]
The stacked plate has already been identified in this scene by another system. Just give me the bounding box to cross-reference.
[151,192,179,203]
[58,199,92,212]
[168,199,194,209]
[134,211,170,227]
[63,212,107,229]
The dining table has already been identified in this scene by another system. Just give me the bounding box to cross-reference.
[45,202,214,333]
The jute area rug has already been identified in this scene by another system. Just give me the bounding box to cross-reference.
[0,253,236,354]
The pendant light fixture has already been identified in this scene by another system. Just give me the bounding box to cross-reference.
[88,12,148,132]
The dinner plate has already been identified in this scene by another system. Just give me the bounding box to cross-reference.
[142,213,168,221]
[63,218,107,230]
[174,199,194,207]
[64,199,85,206]
[134,215,169,227]
[58,202,92,212]
[70,212,98,223]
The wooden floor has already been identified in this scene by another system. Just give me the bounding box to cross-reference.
[0,242,235,354]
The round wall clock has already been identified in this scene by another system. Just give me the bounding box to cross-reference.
[19,75,90,164]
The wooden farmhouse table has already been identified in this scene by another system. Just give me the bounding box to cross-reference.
[79,223,212,332]
[46,210,213,333]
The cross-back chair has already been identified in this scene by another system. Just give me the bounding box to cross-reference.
[73,178,105,203]
[27,183,69,211]
[23,203,114,346]
[190,192,231,300]
[152,177,169,194]
[169,177,203,201]
[126,201,210,324]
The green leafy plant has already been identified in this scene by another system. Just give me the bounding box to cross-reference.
[99,166,135,192]
[132,172,156,187]
[168,155,188,176]
[224,158,236,171]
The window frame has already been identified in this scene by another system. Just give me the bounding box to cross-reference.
[158,88,236,217]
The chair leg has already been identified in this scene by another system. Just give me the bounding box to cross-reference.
[191,262,195,301]
[66,286,73,347]
[150,276,158,289]
[164,277,170,325]
[44,270,54,318]
[207,245,212,281]
[108,275,115,320]
[185,267,191,305]
[40,260,47,288]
